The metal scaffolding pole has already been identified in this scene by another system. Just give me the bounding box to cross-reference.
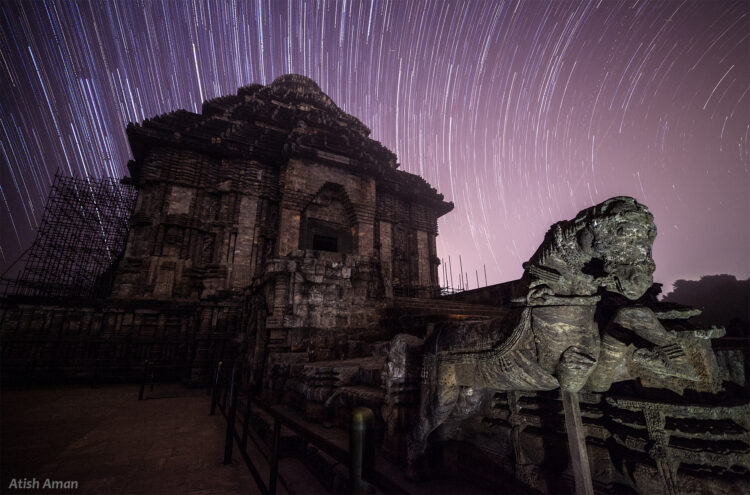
[2,173,136,298]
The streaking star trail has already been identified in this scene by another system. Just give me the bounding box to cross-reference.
[1,0,748,291]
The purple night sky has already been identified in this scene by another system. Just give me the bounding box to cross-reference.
[1,0,748,293]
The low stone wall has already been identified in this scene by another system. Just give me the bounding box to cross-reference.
[449,388,750,495]
[440,280,517,305]
[0,295,239,385]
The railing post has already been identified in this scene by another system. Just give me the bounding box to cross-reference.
[350,407,375,495]
[23,359,34,390]
[138,360,149,401]
[210,361,222,416]
[149,362,156,392]
[241,390,252,450]
[206,362,213,396]
[269,417,281,495]
[90,359,98,389]
[222,370,229,410]
[223,365,237,465]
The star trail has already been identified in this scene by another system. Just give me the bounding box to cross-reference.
[1,0,748,292]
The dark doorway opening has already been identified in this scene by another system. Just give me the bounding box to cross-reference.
[312,234,338,252]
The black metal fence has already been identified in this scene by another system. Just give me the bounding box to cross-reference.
[1,334,232,389]
[207,361,407,495]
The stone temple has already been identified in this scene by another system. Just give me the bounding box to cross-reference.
[118,73,453,389]
[1,75,747,495]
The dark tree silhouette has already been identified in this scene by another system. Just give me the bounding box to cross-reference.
[663,275,749,338]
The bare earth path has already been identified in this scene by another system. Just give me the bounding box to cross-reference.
[1,384,256,494]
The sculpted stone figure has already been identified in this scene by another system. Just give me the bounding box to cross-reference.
[394,196,709,480]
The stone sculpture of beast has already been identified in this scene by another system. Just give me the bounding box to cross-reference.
[392,196,707,479]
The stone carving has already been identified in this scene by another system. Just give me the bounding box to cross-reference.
[392,196,725,480]
[5,75,745,494]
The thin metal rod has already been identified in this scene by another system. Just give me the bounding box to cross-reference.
[241,392,252,449]
[269,418,281,495]
[138,360,149,401]
[448,256,454,290]
[223,365,237,465]
[459,255,464,290]
[210,361,222,416]
[484,264,488,286]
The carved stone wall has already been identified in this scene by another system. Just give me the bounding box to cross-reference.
[112,148,275,300]
[452,390,749,495]
[107,74,452,386]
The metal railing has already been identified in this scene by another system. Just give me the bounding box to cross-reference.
[208,361,407,495]
[392,285,443,298]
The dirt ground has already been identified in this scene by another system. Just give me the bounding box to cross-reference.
[0,384,256,494]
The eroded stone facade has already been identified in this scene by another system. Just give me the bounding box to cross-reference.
[118,74,452,387]
[1,75,452,386]
[2,75,747,495]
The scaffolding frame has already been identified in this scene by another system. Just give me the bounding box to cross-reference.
[2,174,136,299]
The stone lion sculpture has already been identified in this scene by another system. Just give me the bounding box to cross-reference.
[392,196,704,479]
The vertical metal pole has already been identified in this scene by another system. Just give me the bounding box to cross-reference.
[459,255,464,290]
[484,264,488,286]
[90,359,97,389]
[241,391,252,449]
[206,356,213,395]
[351,407,375,495]
[223,365,237,465]
[448,256,454,290]
[210,361,222,416]
[269,417,281,495]
[222,375,229,410]
[476,269,479,289]
[138,360,149,401]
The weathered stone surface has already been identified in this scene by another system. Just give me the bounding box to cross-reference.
[2,74,453,387]
[517,196,656,303]
[3,77,747,495]
[383,196,747,493]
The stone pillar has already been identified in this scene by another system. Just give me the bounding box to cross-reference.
[416,230,430,289]
[277,207,301,256]
[231,194,258,289]
[379,221,393,298]
[356,221,374,257]
[561,391,595,495]
[153,261,175,298]
[353,178,376,257]
[428,233,438,287]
